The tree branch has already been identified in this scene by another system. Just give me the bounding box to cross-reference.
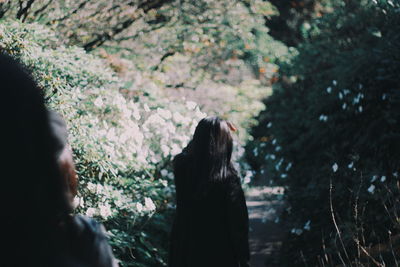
[151,51,176,71]
[83,0,174,51]
[52,0,90,22]
[114,22,170,42]
[33,0,54,18]
[16,0,36,22]
[0,1,12,19]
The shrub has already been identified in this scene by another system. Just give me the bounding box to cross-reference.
[247,1,400,265]
[0,19,206,266]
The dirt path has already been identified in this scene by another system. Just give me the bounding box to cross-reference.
[246,187,286,267]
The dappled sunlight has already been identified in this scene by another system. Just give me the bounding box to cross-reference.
[1,0,399,266]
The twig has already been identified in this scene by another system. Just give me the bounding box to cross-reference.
[330,179,351,265]
[355,242,384,267]
[388,233,399,267]
[33,0,53,17]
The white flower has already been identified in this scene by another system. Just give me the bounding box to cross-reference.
[145,113,165,125]
[73,197,84,208]
[382,94,387,100]
[99,204,112,219]
[326,87,332,93]
[86,208,96,217]
[348,162,354,169]
[285,162,292,171]
[160,169,168,177]
[186,101,197,110]
[353,96,360,104]
[267,122,272,128]
[244,171,252,184]
[371,175,378,182]
[367,184,376,194]
[157,108,172,119]
[274,217,280,223]
[171,144,181,156]
[381,176,386,182]
[93,97,103,108]
[106,128,117,142]
[275,158,283,171]
[332,163,339,173]
[173,112,185,123]
[96,184,103,194]
[195,109,207,119]
[291,228,303,236]
[144,197,156,212]
[143,103,151,112]
[358,106,363,113]
[319,114,328,122]
[87,182,96,192]
[333,80,337,86]
[342,103,347,110]
[132,108,141,120]
[136,202,144,213]
[304,220,311,231]
[338,92,343,100]
[281,174,287,179]
[161,144,170,156]
[160,179,168,187]
[253,148,258,156]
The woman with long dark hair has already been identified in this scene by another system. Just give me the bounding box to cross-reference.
[169,117,250,267]
[0,53,118,267]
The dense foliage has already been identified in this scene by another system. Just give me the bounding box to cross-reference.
[0,19,209,266]
[247,0,400,265]
[0,0,290,266]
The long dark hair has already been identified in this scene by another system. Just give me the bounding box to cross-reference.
[176,116,236,197]
[0,53,72,263]
[192,116,234,181]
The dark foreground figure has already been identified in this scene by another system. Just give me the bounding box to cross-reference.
[169,117,250,267]
[0,53,118,267]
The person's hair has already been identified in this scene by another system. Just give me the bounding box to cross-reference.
[176,116,237,197]
[191,116,234,181]
[0,53,72,262]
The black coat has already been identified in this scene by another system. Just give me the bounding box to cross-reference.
[5,215,118,267]
[169,153,250,267]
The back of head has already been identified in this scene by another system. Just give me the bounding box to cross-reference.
[0,54,71,262]
[177,116,235,197]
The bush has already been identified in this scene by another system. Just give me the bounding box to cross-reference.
[0,1,293,265]
[247,1,400,265]
[0,19,207,266]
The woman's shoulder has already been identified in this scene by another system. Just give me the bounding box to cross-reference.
[223,170,245,197]
[72,215,106,236]
[173,152,192,169]
[226,166,241,184]
[69,215,118,266]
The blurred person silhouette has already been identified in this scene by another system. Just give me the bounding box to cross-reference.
[0,53,118,267]
[169,117,250,267]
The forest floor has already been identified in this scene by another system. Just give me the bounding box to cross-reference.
[246,186,287,267]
